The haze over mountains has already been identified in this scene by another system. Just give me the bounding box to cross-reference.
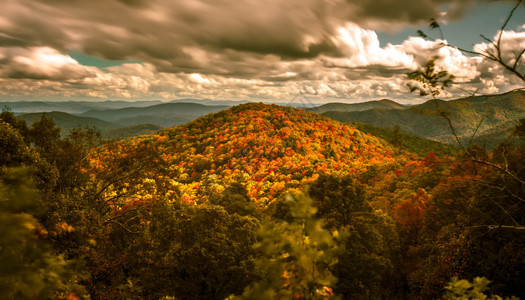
[3,89,524,148]
[19,111,122,133]
[79,103,230,127]
[4,102,229,138]
[0,100,165,114]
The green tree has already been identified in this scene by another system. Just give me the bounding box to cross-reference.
[211,181,260,218]
[239,191,347,299]
[514,119,525,141]
[0,168,87,299]
[391,125,403,148]
[0,107,30,143]
[309,175,402,299]
[29,114,61,159]
[444,277,519,300]
[123,201,260,300]
[0,121,34,169]
[53,126,101,193]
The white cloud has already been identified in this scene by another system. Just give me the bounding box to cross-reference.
[0,0,522,103]
[473,28,525,67]
[321,23,418,70]
[0,47,98,80]
[189,73,211,84]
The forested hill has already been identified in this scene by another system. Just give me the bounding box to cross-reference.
[2,102,524,299]
[308,99,405,114]
[92,102,398,205]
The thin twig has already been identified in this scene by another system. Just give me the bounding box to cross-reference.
[470,225,525,230]
[468,117,486,149]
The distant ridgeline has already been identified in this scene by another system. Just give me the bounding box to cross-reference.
[5,89,522,148]
[3,101,229,139]
[319,89,525,149]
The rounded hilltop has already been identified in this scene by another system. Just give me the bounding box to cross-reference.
[89,102,397,205]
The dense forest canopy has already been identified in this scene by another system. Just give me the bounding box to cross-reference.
[1,103,524,299]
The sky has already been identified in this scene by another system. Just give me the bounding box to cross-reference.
[1,0,524,104]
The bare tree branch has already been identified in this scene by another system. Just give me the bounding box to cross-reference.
[421,0,525,83]
[470,225,525,231]
[468,117,486,149]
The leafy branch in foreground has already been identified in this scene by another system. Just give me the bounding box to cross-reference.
[407,56,455,99]
[238,191,347,299]
[0,168,87,299]
[444,277,519,300]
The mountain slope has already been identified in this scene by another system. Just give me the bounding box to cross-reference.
[103,123,163,140]
[322,89,525,147]
[19,111,121,134]
[90,103,399,205]
[308,99,405,114]
[81,102,229,127]
[350,122,459,156]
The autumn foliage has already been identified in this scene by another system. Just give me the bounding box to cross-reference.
[1,105,524,299]
[88,103,397,208]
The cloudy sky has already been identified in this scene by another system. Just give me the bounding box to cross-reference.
[1,0,524,103]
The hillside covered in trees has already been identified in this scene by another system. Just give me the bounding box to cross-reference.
[1,103,524,299]
[323,89,525,149]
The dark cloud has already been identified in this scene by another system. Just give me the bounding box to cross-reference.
[0,0,521,102]
[340,0,478,25]
[116,0,149,7]
[0,34,30,47]
[342,65,414,80]
[0,0,491,76]
[215,33,342,59]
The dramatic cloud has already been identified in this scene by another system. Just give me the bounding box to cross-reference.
[0,0,523,102]
[0,0,490,66]
[0,47,98,80]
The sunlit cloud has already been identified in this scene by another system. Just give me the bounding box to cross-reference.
[0,0,522,102]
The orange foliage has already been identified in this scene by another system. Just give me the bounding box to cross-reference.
[86,103,398,206]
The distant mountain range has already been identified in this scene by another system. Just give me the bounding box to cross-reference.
[80,102,230,127]
[2,100,164,114]
[170,99,251,106]
[2,98,311,115]
[321,89,525,149]
[6,89,524,148]
[307,99,405,114]
[15,102,229,137]
[19,111,121,133]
